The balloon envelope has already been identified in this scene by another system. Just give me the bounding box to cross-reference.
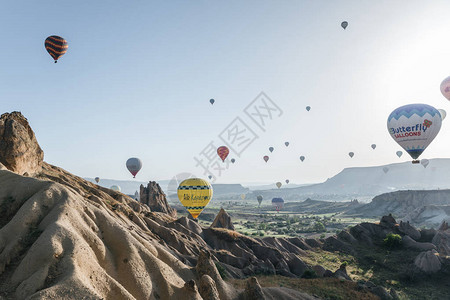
[371,144,376,150]
[45,36,68,63]
[217,146,230,162]
[208,175,213,180]
[272,197,284,211]
[383,167,389,174]
[349,152,354,158]
[285,179,289,184]
[210,99,215,105]
[396,151,403,158]
[285,142,289,147]
[241,194,246,200]
[263,155,269,162]
[257,195,263,205]
[387,104,442,160]
[421,159,429,168]
[269,147,274,153]
[126,158,142,178]
[177,178,213,219]
[231,158,235,163]
[306,106,311,111]
[95,177,100,183]
[300,156,305,162]
[110,185,121,192]
[341,21,348,29]
[276,182,282,189]
[438,109,447,120]
[440,76,450,100]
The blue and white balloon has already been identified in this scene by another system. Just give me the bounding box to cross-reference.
[387,104,442,160]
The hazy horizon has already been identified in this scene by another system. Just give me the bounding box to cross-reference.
[3,1,450,184]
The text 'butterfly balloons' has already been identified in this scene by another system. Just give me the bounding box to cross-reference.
[387,104,442,162]
[217,146,229,162]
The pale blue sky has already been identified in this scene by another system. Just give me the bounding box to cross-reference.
[2,1,450,184]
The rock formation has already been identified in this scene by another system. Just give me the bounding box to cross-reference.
[210,208,235,230]
[0,112,43,175]
[139,181,177,218]
[414,250,442,273]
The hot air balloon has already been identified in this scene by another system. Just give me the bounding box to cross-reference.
[257,195,263,206]
[134,191,139,200]
[95,177,100,183]
[440,76,450,101]
[396,151,403,158]
[341,21,348,30]
[383,167,389,174]
[126,157,142,178]
[300,156,305,162]
[371,144,376,150]
[387,104,442,163]
[306,106,311,111]
[263,155,269,162]
[438,109,447,120]
[285,179,289,184]
[421,159,429,168]
[285,142,289,147]
[208,175,213,180]
[269,147,274,153]
[177,178,213,219]
[231,158,235,163]
[272,198,284,212]
[348,152,354,158]
[110,185,121,192]
[45,36,68,63]
[217,146,230,162]
[241,194,246,200]
[276,182,282,189]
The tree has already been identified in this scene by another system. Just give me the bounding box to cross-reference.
[383,233,402,249]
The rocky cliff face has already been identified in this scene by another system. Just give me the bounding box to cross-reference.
[140,181,177,218]
[0,112,43,176]
[348,190,450,228]
[210,208,235,230]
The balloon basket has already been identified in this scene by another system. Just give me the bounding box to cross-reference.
[412,160,420,164]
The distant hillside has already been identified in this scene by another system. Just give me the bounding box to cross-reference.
[251,158,450,201]
[346,189,450,228]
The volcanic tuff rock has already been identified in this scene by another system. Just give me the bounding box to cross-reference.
[0,112,43,175]
[414,250,442,273]
[210,208,235,230]
[140,181,177,218]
